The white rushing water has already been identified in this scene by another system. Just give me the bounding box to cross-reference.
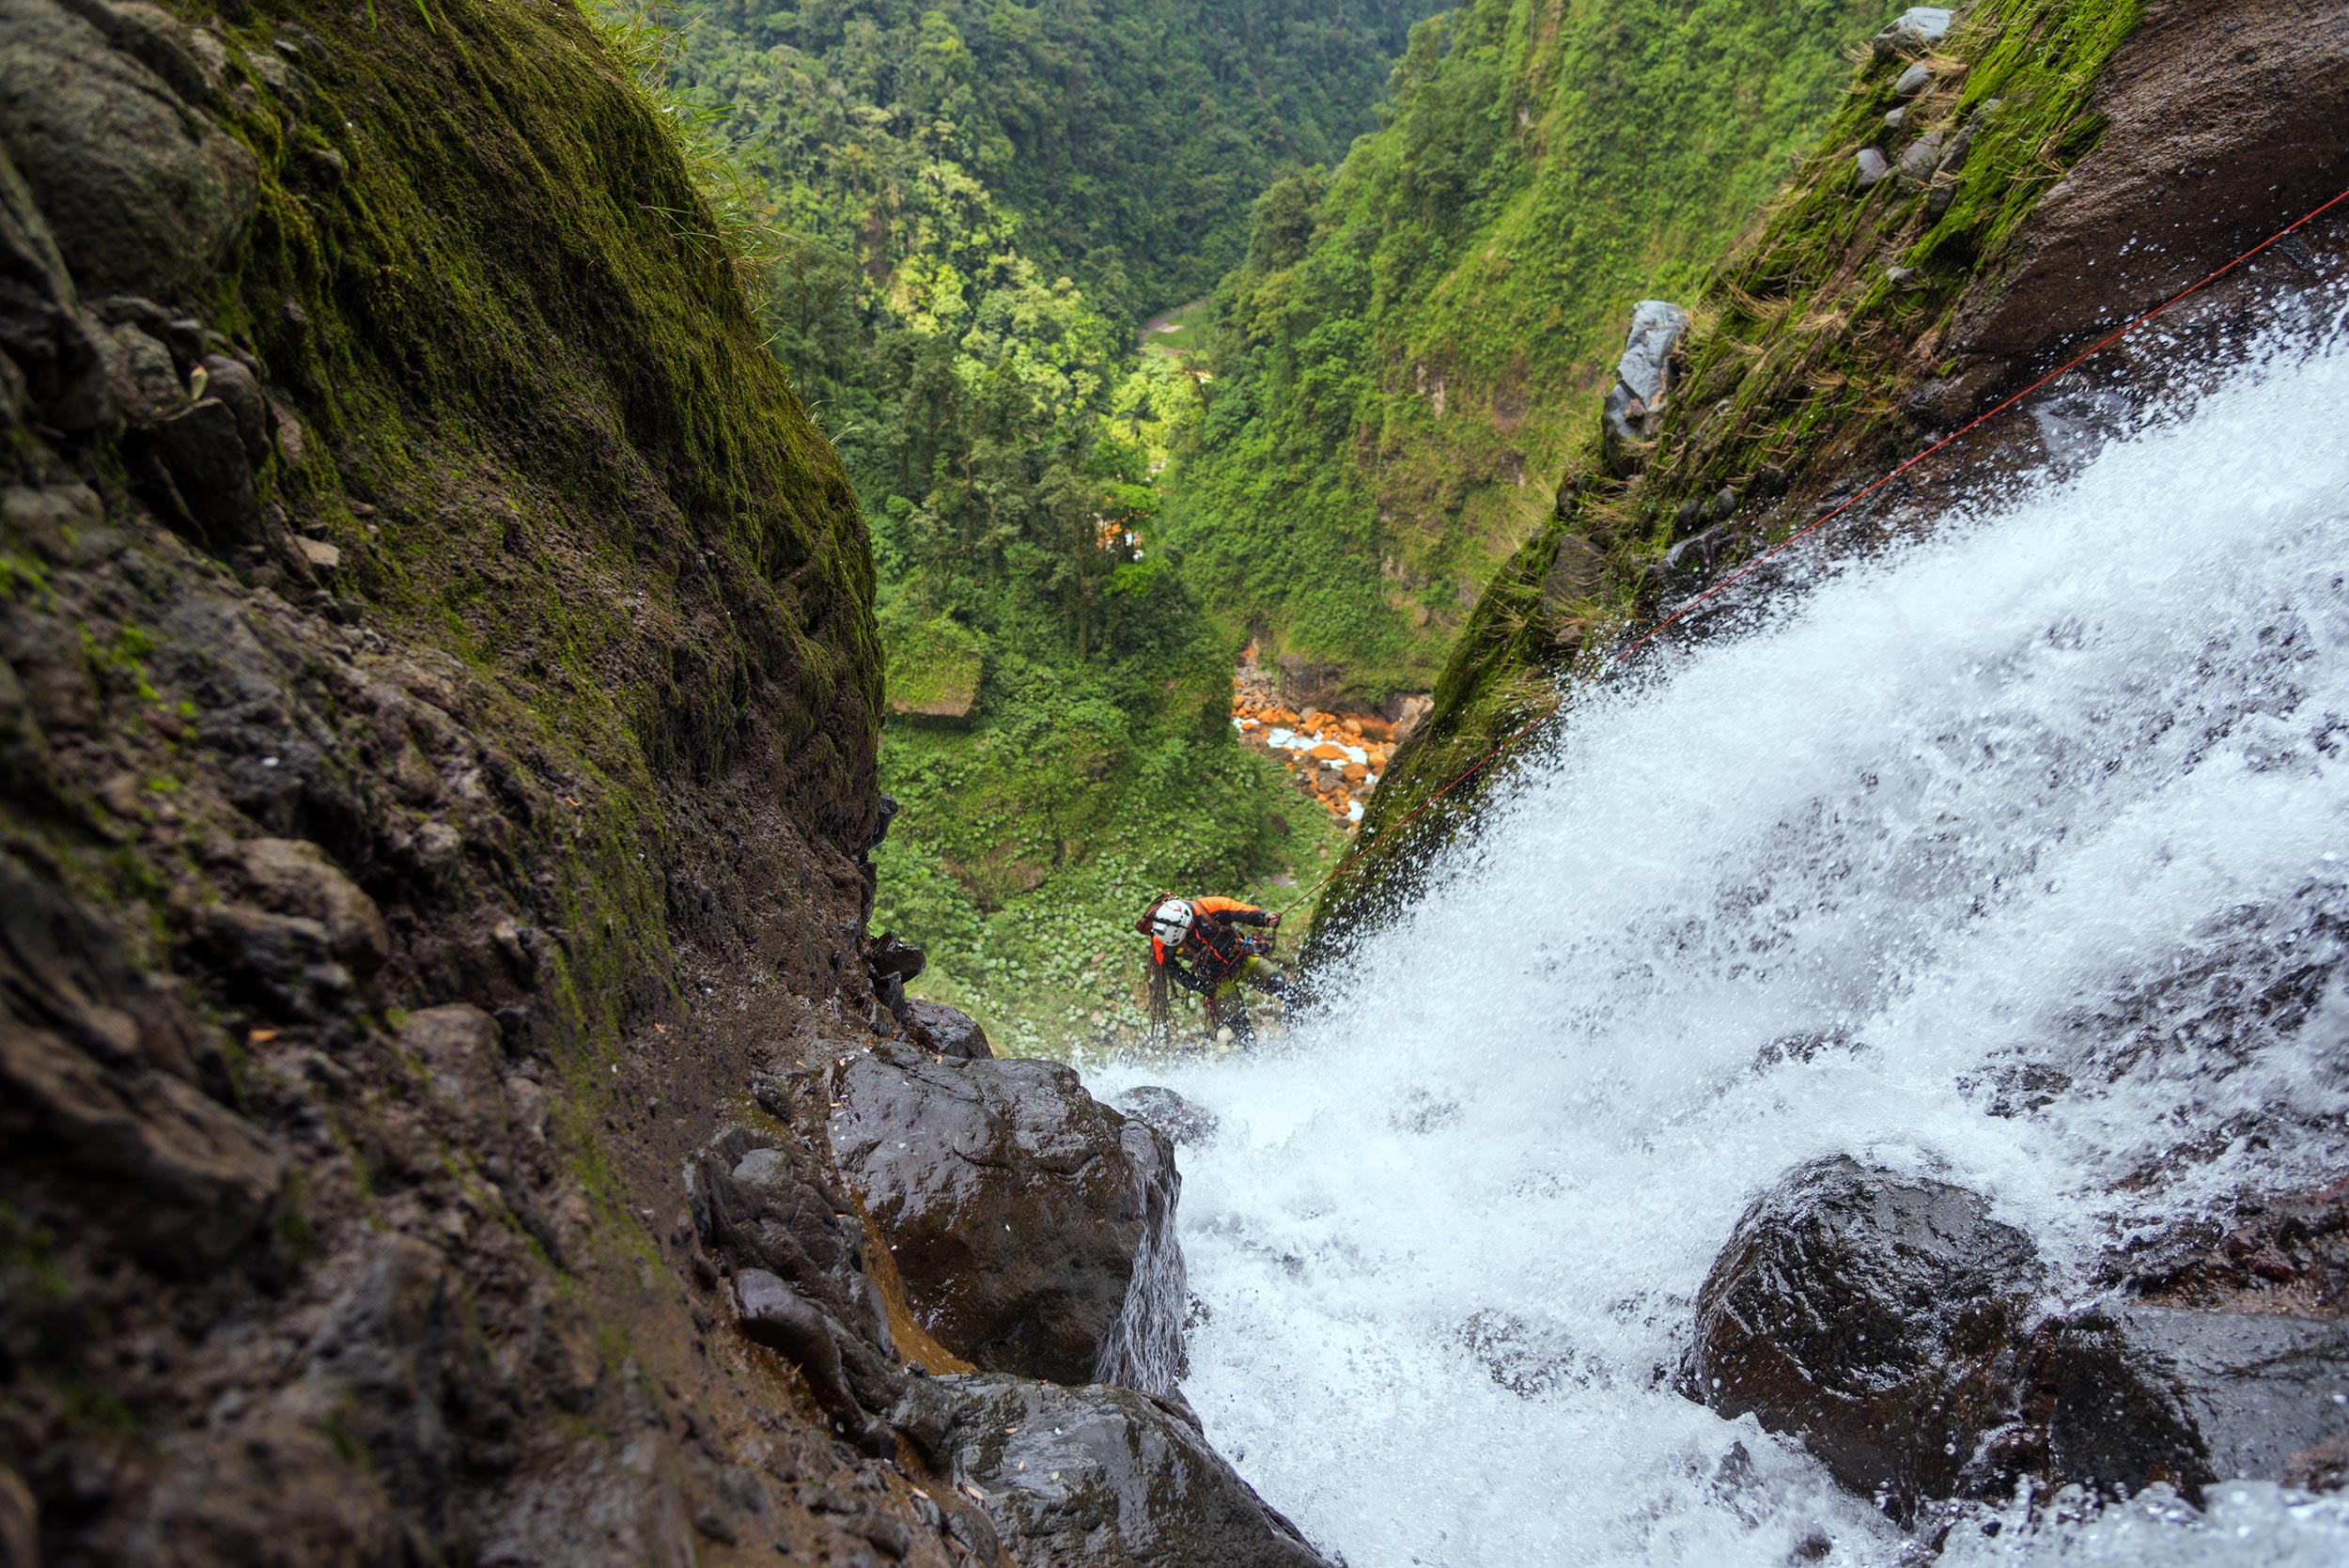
[1093,320,2349,1566]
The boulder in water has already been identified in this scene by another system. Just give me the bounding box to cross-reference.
[828,1044,1183,1388]
[1691,1156,2044,1523]
[936,1373,1334,1568]
[1113,1084,1220,1146]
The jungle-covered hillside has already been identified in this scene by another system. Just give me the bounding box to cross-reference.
[650,0,1435,1044]
[1164,0,1890,705]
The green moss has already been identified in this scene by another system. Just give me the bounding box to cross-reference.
[272,1172,323,1269]
[0,1203,71,1308]
[881,612,984,721]
[61,1380,143,1442]
[320,1400,373,1470]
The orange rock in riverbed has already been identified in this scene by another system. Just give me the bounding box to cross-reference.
[1308,742,1348,762]
[1342,761,1368,782]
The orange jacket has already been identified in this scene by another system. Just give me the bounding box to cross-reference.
[1147,897,1272,981]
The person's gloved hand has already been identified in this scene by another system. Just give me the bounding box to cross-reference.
[1266,912,1283,930]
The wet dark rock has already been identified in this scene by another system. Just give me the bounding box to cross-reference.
[828,1044,1180,1387]
[937,1374,1334,1568]
[397,1004,506,1141]
[132,396,267,551]
[884,1371,956,1467]
[0,0,258,296]
[1652,524,1734,605]
[190,902,350,1010]
[1541,531,1608,608]
[1691,1156,2043,1524]
[100,317,180,420]
[1902,357,2007,427]
[1112,1085,1220,1147]
[688,1126,906,1448]
[236,837,389,976]
[1894,62,1933,97]
[198,351,270,461]
[2,860,283,1273]
[865,932,924,1019]
[2046,1303,2349,1498]
[894,998,991,1060]
[734,1268,894,1457]
[1855,147,1891,190]
[866,932,924,986]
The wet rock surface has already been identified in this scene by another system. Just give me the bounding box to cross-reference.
[1954,0,2349,362]
[938,1374,1334,1568]
[829,1044,1184,1388]
[690,1126,910,1453]
[2044,1302,2349,1498]
[1691,1156,2045,1522]
[1696,1158,2349,1522]
[1113,1085,1221,1146]
[898,997,993,1059]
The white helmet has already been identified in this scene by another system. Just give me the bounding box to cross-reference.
[1149,899,1194,945]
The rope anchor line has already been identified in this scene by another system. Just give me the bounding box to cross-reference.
[1278,182,2349,921]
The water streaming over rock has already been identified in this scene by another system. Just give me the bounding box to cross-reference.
[1094,1150,1191,1397]
[1093,320,2349,1565]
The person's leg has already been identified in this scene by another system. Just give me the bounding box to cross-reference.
[1238,954,1290,1001]
[1212,974,1253,1045]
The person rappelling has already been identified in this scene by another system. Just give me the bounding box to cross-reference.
[1136,895,1291,1045]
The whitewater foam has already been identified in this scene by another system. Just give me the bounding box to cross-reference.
[1093,321,2349,1566]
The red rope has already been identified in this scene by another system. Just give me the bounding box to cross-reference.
[1278,183,2349,919]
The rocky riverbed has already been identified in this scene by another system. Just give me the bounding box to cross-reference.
[1229,650,1420,825]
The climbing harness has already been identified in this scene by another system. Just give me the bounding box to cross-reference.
[1276,182,2349,922]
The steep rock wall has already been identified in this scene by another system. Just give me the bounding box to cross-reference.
[0,0,972,1561]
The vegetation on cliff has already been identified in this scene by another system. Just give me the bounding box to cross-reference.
[1309,0,2154,955]
[1160,0,1890,705]
[642,0,1406,1045]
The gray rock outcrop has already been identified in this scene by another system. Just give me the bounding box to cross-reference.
[1599,300,1688,477]
[1872,7,1955,64]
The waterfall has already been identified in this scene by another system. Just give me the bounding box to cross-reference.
[1093,317,2349,1565]
[1093,1123,1191,1397]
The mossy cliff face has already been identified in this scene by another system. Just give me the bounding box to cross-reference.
[1309,0,2349,961]
[0,0,1002,1560]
